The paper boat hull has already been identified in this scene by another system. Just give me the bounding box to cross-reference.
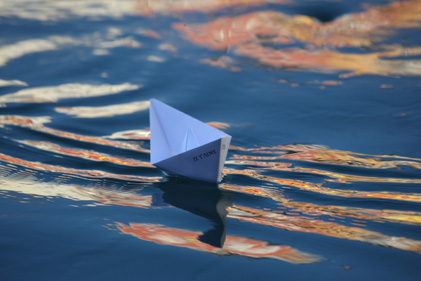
[153,137,231,183]
[150,99,231,182]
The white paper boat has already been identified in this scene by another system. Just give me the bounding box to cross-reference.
[149,99,231,182]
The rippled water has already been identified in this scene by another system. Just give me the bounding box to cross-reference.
[1,1,421,280]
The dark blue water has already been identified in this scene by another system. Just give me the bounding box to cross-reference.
[1,1,421,280]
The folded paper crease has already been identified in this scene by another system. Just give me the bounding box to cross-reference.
[149,99,231,182]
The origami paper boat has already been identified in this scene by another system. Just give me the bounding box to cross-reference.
[149,99,231,182]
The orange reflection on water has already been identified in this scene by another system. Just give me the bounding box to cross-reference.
[2,115,420,208]
[173,0,421,76]
[0,152,159,183]
[235,44,421,77]
[2,168,420,254]
[94,191,152,208]
[229,153,421,185]
[242,143,421,162]
[135,0,289,16]
[0,178,153,208]
[245,144,421,170]
[174,1,421,47]
[1,153,420,254]
[117,222,321,263]
[2,114,421,255]
[294,166,421,184]
[0,115,149,153]
[206,121,231,130]
[229,143,421,178]
[228,205,421,253]
[226,144,421,203]
[16,140,153,168]
[221,184,421,225]
[225,167,421,203]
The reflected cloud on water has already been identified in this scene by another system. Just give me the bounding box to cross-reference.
[0,0,419,92]
[0,0,138,21]
[135,0,290,16]
[172,0,421,77]
[55,100,150,118]
[0,83,140,104]
[0,27,142,72]
[0,1,420,78]
[117,222,321,263]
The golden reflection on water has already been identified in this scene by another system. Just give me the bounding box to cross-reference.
[117,222,321,263]
[16,139,153,168]
[227,205,421,253]
[220,184,421,225]
[0,1,419,78]
[172,0,421,77]
[1,115,421,258]
[0,115,149,152]
[135,0,290,16]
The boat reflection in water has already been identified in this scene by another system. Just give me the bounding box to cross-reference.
[152,179,232,248]
[117,180,321,263]
[117,222,321,263]
[117,179,321,263]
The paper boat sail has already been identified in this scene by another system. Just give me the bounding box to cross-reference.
[149,99,231,182]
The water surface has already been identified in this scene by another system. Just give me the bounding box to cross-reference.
[1,1,421,280]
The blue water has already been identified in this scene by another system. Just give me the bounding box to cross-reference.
[1,1,421,280]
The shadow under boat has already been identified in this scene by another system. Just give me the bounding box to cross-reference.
[152,178,232,248]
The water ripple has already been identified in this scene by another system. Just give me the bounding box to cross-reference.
[1,114,421,256]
